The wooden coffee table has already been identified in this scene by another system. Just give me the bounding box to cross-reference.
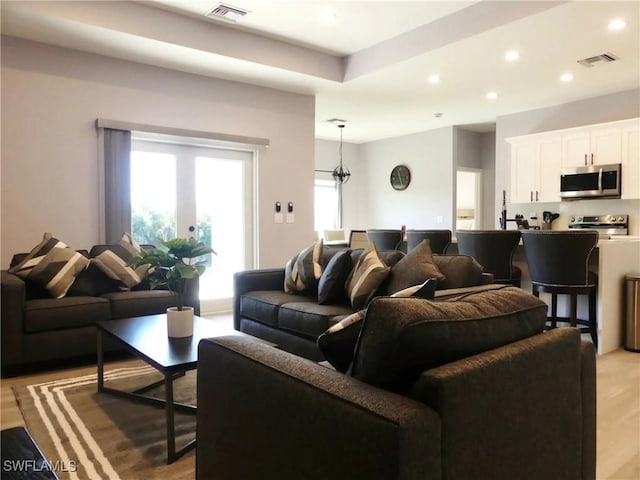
[95,314,268,464]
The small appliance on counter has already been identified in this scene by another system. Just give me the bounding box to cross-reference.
[541,211,560,230]
[567,214,628,237]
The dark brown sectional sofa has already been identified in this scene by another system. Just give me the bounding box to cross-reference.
[234,246,498,361]
[1,244,199,376]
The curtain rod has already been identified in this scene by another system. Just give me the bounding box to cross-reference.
[96,119,270,147]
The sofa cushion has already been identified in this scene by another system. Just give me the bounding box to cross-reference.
[318,249,352,305]
[346,243,391,310]
[25,246,90,299]
[284,240,324,294]
[24,296,111,333]
[240,291,316,328]
[350,286,548,393]
[385,240,445,295]
[101,290,179,319]
[432,254,484,290]
[317,278,437,372]
[317,309,366,373]
[279,302,355,340]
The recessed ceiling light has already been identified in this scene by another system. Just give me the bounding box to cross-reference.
[560,73,574,82]
[504,50,520,62]
[321,9,336,23]
[608,19,627,31]
[486,91,498,100]
[428,74,441,84]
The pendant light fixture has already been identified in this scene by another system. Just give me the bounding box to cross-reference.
[332,123,351,184]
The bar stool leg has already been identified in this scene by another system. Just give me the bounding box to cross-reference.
[569,294,578,327]
[589,291,598,348]
[551,294,558,329]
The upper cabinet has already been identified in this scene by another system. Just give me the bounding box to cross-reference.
[562,126,622,167]
[622,120,640,200]
[509,134,561,203]
[508,118,640,202]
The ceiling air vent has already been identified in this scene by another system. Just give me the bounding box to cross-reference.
[577,52,619,68]
[206,3,250,22]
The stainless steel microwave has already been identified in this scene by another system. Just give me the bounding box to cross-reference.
[560,163,621,200]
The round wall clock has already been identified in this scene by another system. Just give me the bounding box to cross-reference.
[390,165,411,191]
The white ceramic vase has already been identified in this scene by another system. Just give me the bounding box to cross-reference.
[166,306,194,338]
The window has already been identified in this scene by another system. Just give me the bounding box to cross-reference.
[314,177,339,232]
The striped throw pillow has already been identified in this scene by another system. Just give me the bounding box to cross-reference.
[345,243,390,310]
[27,247,90,299]
[92,250,149,290]
[8,232,66,279]
[284,240,324,293]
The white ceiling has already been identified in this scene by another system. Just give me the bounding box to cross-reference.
[2,1,639,143]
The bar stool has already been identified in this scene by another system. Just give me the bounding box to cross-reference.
[406,229,452,254]
[366,229,402,250]
[521,230,598,347]
[456,230,522,287]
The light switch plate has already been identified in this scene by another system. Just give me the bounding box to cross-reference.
[275,213,284,223]
[286,213,295,223]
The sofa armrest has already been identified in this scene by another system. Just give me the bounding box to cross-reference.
[233,268,285,330]
[1,271,26,369]
[197,336,441,480]
[408,328,594,480]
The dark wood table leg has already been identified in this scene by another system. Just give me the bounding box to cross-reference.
[97,329,104,391]
[165,373,176,463]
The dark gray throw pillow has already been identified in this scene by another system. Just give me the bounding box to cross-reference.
[385,239,445,295]
[350,286,548,393]
[317,249,352,305]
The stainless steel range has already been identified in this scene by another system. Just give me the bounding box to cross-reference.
[568,214,628,236]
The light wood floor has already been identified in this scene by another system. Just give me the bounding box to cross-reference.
[1,318,638,479]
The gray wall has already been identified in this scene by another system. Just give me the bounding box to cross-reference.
[1,36,316,268]
[495,89,640,232]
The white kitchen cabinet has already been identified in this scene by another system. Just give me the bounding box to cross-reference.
[621,120,640,199]
[509,135,561,203]
[562,126,621,167]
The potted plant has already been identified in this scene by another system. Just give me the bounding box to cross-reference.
[132,237,215,337]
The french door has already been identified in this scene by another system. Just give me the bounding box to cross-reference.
[130,138,255,313]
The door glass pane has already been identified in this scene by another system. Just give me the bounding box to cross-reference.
[196,157,246,300]
[130,151,177,244]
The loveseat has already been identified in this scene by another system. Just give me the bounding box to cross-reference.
[199,287,596,480]
[234,244,497,361]
[1,243,199,375]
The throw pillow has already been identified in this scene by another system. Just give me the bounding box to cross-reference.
[92,250,149,290]
[385,240,445,295]
[283,240,324,294]
[317,249,352,305]
[390,278,437,299]
[26,246,90,299]
[8,232,66,279]
[317,310,366,373]
[345,243,390,310]
[117,232,143,262]
[350,286,548,393]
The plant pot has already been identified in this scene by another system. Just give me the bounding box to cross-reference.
[166,306,194,338]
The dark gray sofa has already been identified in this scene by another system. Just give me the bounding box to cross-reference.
[1,244,199,375]
[233,247,497,361]
[199,287,596,480]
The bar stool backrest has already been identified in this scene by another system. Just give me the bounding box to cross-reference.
[406,229,452,254]
[366,229,402,250]
[521,230,598,287]
[456,230,522,282]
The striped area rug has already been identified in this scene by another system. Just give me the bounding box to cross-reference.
[12,362,196,480]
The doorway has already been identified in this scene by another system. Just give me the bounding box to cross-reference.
[456,168,483,230]
[130,137,255,314]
